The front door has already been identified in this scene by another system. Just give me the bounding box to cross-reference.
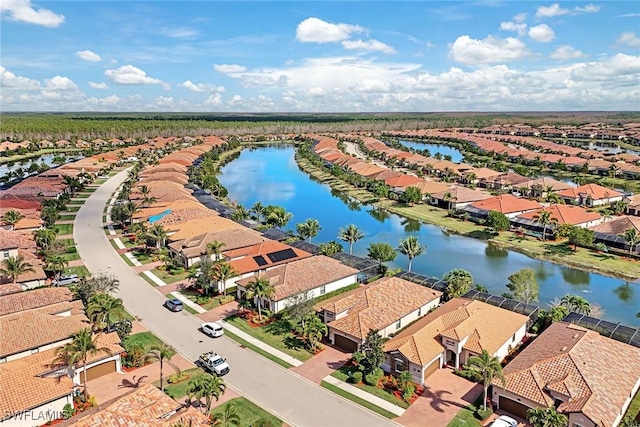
[447,350,457,367]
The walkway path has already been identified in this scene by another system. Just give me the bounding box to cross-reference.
[74,169,398,427]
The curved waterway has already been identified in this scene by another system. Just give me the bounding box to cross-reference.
[397,139,465,163]
[218,145,639,325]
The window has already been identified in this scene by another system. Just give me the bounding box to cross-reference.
[31,348,39,355]
[2,250,8,258]
[417,307,421,317]
[395,319,402,329]
[319,286,326,295]
[512,334,516,342]
[394,358,403,372]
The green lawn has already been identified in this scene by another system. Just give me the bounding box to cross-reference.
[65,205,81,212]
[225,315,313,362]
[118,236,138,248]
[151,268,190,284]
[331,366,409,409]
[59,251,81,261]
[210,397,282,427]
[58,214,77,220]
[125,331,176,356]
[130,249,155,264]
[120,254,135,266]
[74,193,91,198]
[447,405,482,427]
[54,223,74,235]
[181,288,236,310]
[321,381,398,419]
[223,329,293,369]
[153,367,203,399]
[623,389,640,422]
[64,265,90,278]
[139,272,159,287]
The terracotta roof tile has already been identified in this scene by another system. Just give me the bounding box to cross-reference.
[169,228,267,259]
[518,204,602,226]
[557,183,624,201]
[471,194,542,214]
[589,215,640,234]
[226,241,312,275]
[166,217,244,241]
[0,287,73,316]
[432,185,492,204]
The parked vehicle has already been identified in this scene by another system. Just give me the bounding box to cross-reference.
[52,274,79,286]
[201,322,224,338]
[489,415,518,427]
[163,298,184,312]
[198,351,230,376]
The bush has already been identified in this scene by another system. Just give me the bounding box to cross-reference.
[402,383,416,402]
[454,367,482,382]
[350,371,363,384]
[476,408,493,421]
[364,368,384,386]
[122,340,145,368]
[220,295,235,304]
[167,371,188,384]
[66,246,77,254]
[114,321,132,342]
[62,403,75,419]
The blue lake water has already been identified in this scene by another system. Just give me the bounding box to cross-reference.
[0,154,82,179]
[397,139,465,163]
[218,145,640,326]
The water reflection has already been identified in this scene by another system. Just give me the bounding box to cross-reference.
[485,244,508,259]
[401,218,421,233]
[368,207,391,223]
[614,282,634,301]
[561,268,591,286]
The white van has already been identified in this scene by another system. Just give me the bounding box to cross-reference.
[52,274,79,286]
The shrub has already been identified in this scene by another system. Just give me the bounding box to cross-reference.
[122,340,145,368]
[167,371,188,384]
[364,368,384,386]
[476,408,493,421]
[62,403,75,419]
[350,371,363,384]
[221,295,235,304]
[454,367,482,382]
[402,383,416,402]
[66,246,77,253]
[114,321,132,342]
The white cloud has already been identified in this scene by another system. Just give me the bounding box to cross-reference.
[155,96,174,108]
[228,95,243,105]
[569,54,640,83]
[617,32,640,47]
[181,80,224,92]
[500,21,527,36]
[89,82,108,89]
[535,3,569,18]
[0,66,41,90]
[44,76,78,91]
[528,24,555,42]
[76,50,102,62]
[341,39,395,54]
[619,13,640,18]
[203,94,222,106]
[550,45,587,60]
[449,35,531,65]
[574,4,601,13]
[296,17,364,43]
[0,0,64,27]
[158,27,198,38]
[105,65,164,85]
[213,64,247,74]
[513,13,527,23]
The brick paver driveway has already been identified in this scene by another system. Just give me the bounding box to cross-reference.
[196,301,239,322]
[397,368,482,427]
[291,344,350,384]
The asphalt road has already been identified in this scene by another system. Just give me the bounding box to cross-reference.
[74,169,398,427]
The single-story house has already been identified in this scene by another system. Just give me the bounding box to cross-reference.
[166,217,245,242]
[0,242,46,289]
[316,277,443,353]
[519,177,573,197]
[235,255,359,314]
[0,287,74,317]
[493,322,640,427]
[480,172,530,190]
[465,194,542,219]
[431,185,492,209]
[383,298,528,386]
[514,204,603,230]
[625,194,640,216]
[556,183,624,207]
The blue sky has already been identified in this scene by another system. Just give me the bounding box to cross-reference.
[1,1,639,112]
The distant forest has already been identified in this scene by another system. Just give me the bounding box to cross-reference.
[1,111,639,140]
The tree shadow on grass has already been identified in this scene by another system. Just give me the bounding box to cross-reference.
[283,335,307,351]
[542,242,574,256]
[465,230,495,240]
[265,318,292,336]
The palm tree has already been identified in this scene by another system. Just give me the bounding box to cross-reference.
[1,210,24,229]
[442,192,453,209]
[245,276,276,320]
[338,224,364,255]
[302,314,328,351]
[0,255,35,284]
[621,228,640,255]
[147,224,168,250]
[265,206,293,228]
[45,255,69,283]
[51,328,111,398]
[250,202,265,224]
[236,297,252,314]
[560,294,591,314]
[206,240,226,261]
[34,227,58,253]
[397,235,426,272]
[215,262,239,297]
[296,218,322,243]
[527,407,568,427]
[466,350,505,411]
[533,209,558,241]
[187,373,226,415]
[86,293,127,329]
[212,402,241,427]
[145,343,177,392]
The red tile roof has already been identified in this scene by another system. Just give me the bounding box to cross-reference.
[471,194,542,214]
[518,204,602,226]
[0,287,74,316]
[557,183,623,200]
[225,241,312,275]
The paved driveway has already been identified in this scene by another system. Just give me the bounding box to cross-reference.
[291,345,350,384]
[74,169,398,427]
[397,369,482,427]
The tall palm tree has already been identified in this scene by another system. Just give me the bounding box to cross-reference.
[1,210,24,230]
[212,402,241,427]
[560,294,591,315]
[265,206,293,228]
[86,293,127,329]
[187,373,226,416]
[467,350,505,411]
[302,314,328,351]
[397,235,426,272]
[338,224,364,255]
[147,224,168,250]
[245,276,276,320]
[34,227,58,252]
[527,407,568,427]
[206,240,226,261]
[45,255,69,283]
[0,255,35,284]
[145,343,177,392]
[296,218,322,243]
[51,328,111,398]
[621,228,640,255]
[215,262,239,297]
[533,209,558,241]
[250,201,265,224]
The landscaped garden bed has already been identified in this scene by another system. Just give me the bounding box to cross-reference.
[153,367,203,399]
[210,397,282,427]
[151,268,189,284]
[181,287,235,310]
[331,365,412,409]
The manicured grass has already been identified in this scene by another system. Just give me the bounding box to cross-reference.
[120,254,135,266]
[58,213,77,220]
[447,405,482,427]
[74,193,91,198]
[331,366,409,409]
[321,381,398,419]
[130,249,155,264]
[153,367,203,399]
[223,328,293,369]
[225,315,312,362]
[54,223,74,235]
[210,397,282,427]
[93,178,107,185]
[65,205,81,212]
[151,268,189,284]
[64,265,90,278]
[125,331,176,356]
[139,272,159,287]
[119,236,138,248]
[56,238,75,246]
[624,389,640,421]
[59,251,81,261]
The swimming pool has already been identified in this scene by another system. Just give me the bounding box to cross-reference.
[148,209,171,223]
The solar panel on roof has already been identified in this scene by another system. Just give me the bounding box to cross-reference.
[266,248,298,263]
[254,255,268,266]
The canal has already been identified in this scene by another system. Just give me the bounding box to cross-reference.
[396,139,466,163]
[218,145,639,325]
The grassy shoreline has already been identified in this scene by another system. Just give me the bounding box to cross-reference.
[295,154,640,280]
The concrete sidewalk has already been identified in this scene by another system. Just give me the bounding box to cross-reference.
[323,375,405,417]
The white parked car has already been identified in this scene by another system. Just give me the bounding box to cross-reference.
[490,415,518,427]
[198,351,230,376]
[201,322,224,338]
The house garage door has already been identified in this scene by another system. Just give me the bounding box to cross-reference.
[423,359,440,381]
[82,360,116,383]
[499,396,530,419]
[334,334,359,353]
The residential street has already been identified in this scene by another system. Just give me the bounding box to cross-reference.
[74,169,398,427]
